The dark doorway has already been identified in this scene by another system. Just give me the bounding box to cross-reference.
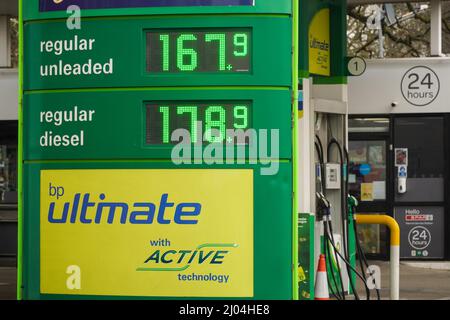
[349,114,450,261]
[0,120,18,259]
[393,116,446,259]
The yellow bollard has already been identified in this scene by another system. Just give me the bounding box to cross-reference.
[355,214,400,300]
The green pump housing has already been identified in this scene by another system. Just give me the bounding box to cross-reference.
[18,0,299,300]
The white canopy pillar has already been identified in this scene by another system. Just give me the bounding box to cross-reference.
[0,16,11,68]
[431,0,443,56]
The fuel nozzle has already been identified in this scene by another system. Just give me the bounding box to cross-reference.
[316,192,331,221]
[347,195,358,220]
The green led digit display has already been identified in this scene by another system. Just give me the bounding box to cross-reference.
[146,29,251,73]
[146,102,252,145]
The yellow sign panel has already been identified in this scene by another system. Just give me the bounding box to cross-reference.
[309,8,331,76]
[361,183,374,202]
[40,169,254,297]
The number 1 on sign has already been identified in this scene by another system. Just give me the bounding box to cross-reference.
[159,35,170,71]
[159,106,170,144]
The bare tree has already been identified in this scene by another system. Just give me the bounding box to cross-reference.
[10,18,18,68]
[348,2,450,58]
[444,2,450,52]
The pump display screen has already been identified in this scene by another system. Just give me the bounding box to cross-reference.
[146,29,252,73]
[146,102,252,145]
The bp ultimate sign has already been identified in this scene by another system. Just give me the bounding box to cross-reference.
[20,0,297,299]
[41,169,253,297]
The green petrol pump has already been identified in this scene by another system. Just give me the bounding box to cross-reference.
[296,0,359,300]
[18,1,299,299]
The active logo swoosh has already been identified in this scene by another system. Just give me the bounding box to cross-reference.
[136,243,238,272]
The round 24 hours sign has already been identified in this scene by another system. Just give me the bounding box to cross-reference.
[401,66,440,107]
[408,226,432,250]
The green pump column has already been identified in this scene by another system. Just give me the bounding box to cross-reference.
[297,0,352,300]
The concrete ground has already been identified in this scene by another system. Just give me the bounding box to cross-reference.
[355,260,450,300]
[1,258,450,300]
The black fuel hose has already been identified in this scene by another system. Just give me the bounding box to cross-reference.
[327,138,359,299]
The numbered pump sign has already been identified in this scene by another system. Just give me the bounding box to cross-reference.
[347,56,366,77]
[401,66,440,107]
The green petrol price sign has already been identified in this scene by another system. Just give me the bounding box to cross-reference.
[24,17,291,89]
[20,0,297,300]
[23,89,292,160]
